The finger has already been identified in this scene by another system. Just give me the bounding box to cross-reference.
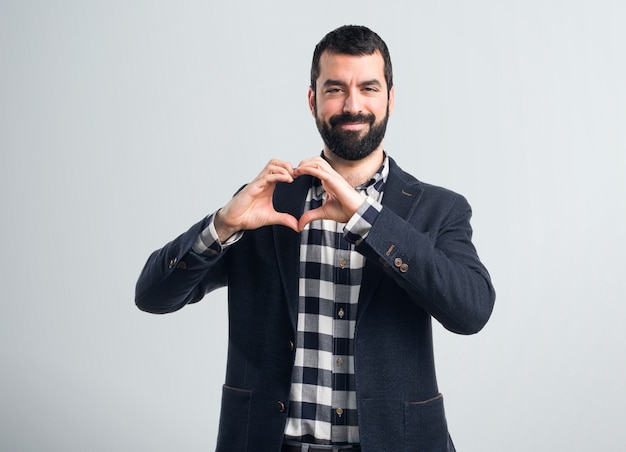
[267,159,296,175]
[264,171,294,184]
[266,162,296,182]
[293,160,332,179]
[267,158,295,169]
[245,174,291,197]
[296,155,328,168]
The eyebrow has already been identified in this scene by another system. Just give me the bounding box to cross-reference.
[322,78,383,88]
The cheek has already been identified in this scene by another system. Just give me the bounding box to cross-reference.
[316,100,343,119]
[372,101,390,120]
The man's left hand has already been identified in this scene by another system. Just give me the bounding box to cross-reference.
[294,156,366,230]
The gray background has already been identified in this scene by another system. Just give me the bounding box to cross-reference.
[1,1,625,450]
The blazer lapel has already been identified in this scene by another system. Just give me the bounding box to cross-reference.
[357,158,423,323]
[272,176,313,331]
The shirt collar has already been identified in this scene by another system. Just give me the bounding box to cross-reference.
[356,152,389,196]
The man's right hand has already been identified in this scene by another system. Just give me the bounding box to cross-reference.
[213,159,299,242]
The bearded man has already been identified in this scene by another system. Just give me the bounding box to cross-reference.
[136,25,495,452]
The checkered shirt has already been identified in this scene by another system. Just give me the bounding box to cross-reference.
[283,157,388,445]
[191,156,389,445]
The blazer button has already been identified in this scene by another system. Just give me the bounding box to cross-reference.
[177,260,187,270]
[400,263,409,273]
[394,257,403,268]
[288,340,295,351]
[278,401,286,412]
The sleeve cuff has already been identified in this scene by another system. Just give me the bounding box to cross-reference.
[192,212,243,256]
[344,196,382,244]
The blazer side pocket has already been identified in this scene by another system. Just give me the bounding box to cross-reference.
[215,385,252,452]
[404,393,450,451]
[358,398,405,451]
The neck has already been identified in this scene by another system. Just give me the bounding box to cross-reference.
[323,147,385,187]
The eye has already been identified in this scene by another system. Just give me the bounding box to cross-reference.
[325,87,344,94]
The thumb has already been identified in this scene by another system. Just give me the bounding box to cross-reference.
[297,207,326,231]
[271,212,300,233]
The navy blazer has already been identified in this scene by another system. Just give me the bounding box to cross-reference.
[136,157,495,451]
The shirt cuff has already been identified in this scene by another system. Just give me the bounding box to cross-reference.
[192,212,243,256]
[344,196,382,244]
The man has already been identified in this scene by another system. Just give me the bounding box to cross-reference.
[136,25,495,452]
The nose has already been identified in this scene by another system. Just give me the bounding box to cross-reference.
[343,89,362,115]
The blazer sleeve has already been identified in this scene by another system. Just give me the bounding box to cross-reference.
[357,190,495,335]
[135,216,229,314]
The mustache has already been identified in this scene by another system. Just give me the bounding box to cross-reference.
[329,113,375,127]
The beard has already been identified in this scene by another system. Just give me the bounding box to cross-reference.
[315,107,389,161]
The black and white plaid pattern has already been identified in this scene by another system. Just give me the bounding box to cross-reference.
[284,156,388,444]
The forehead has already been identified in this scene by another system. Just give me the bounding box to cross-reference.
[316,50,386,87]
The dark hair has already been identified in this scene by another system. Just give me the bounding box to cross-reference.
[310,25,393,94]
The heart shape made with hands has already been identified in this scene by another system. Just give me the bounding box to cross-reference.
[218,157,366,240]
[272,170,365,233]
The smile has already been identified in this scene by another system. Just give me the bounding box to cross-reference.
[338,122,368,131]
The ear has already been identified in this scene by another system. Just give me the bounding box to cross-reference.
[307,86,316,117]
[387,85,395,116]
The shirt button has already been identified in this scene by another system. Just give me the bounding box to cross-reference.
[336,407,344,417]
[338,308,345,319]
[339,259,347,268]
[278,401,286,412]
[337,357,344,366]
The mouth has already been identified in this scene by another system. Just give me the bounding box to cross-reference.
[338,121,368,131]
[330,113,375,132]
